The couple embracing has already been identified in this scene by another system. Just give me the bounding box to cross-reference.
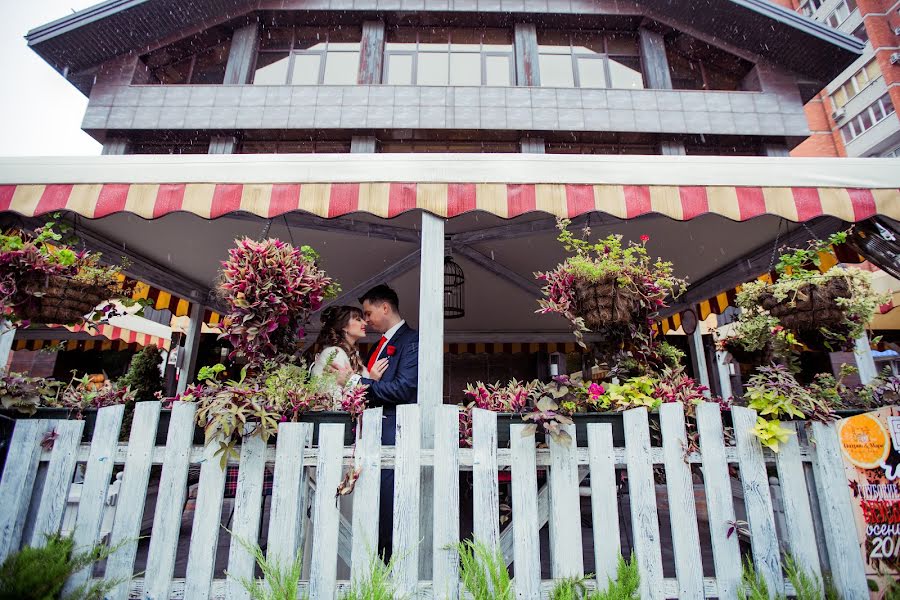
[307,284,417,559]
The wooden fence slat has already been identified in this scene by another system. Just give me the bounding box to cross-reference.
[0,420,45,563]
[393,404,421,597]
[660,403,704,599]
[351,407,383,583]
[731,406,783,596]
[810,421,870,599]
[587,423,620,585]
[624,407,664,600]
[62,405,124,595]
[432,405,460,600]
[510,423,540,600]
[695,402,742,600]
[774,422,822,591]
[225,424,267,600]
[548,423,583,578]
[309,423,346,600]
[473,409,500,551]
[30,419,84,547]
[105,401,162,600]
[144,401,197,600]
[184,433,228,599]
[266,421,313,570]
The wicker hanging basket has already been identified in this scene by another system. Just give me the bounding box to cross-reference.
[18,274,109,325]
[722,338,773,366]
[573,275,643,330]
[757,276,852,351]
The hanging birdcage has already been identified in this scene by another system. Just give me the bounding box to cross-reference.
[444,255,465,319]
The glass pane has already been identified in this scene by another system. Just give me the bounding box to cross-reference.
[606,33,639,56]
[833,87,848,108]
[260,28,293,50]
[323,51,359,84]
[328,25,362,48]
[417,52,449,85]
[536,30,571,54]
[841,124,852,143]
[570,31,604,55]
[291,54,322,85]
[667,51,703,90]
[385,54,414,84]
[884,95,896,116]
[481,28,513,50]
[872,102,885,121]
[254,52,290,84]
[864,60,880,81]
[295,27,327,50]
[154,57,192,85]
[852,23,868,41]
[859,110,873,130]
[191,41,231,84]
[450,53,482,85]
[485,55,512,86]
[577,57,607,88]
[609,56,644,89]
[539,54,575,87]
[385,28,418,51]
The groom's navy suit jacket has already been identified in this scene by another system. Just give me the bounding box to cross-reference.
[360,322,418,412]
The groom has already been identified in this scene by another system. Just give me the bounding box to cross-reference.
[332,284,418,560]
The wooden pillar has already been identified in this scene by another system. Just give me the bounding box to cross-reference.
[209,136,238,154]
[764,143,791,157]
[714,350,733,400]
[223,23,260,85]
[417,212,444,577]
[688,328,712,398]
[101,139,128,155]
[638,27,672,90]
[359,21,386,84]
[351,136,377,153]
[660,140,686,155]
[0,323,15,374]
[853,333,877,384]
[176,303,204,395]
[520,138,545,153]
[514,23,540,86]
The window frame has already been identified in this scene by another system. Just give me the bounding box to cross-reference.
[254,28,362,85]
[537,31,643,90]
[840,93,896,143]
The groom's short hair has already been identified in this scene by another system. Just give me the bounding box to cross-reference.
[359,284,399,313]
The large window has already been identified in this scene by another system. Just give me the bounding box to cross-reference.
[799,0,827,17]
[536,31,643,89]
[383,28,514,86]
[241,140,352,153]
[665,35,752,91]
[136,36,231,85]
[254,26,361,85]
[840,93,895,143]
[831,59,881,109]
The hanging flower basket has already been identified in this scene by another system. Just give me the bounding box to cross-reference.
[758,276,850,331]
[18,275,111,324]
[721,336,773,366]
[573,275,643,329]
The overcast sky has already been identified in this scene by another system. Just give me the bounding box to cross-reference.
[0,1,102,156]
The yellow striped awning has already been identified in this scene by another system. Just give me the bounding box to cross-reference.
[1,182,897,223]
[13,338,139,352]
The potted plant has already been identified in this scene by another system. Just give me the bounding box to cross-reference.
[0,371,62,416]
[735,232,888,352]
[0,220,135,326]
[535,219,685,370]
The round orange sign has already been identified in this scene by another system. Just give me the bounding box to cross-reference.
[838,413,891,470]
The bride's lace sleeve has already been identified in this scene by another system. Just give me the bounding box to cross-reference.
[310,346,350,377]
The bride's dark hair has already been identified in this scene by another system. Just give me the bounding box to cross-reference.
[305,305,364,372]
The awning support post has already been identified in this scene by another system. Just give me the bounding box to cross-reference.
[176,302,204,395]
[715,350,733,400]
[0,322,15,374]
[853,332,877,384]
[688,328,712,398]
[418,212,444,578]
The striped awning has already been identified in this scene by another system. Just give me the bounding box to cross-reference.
[357,341,581,355]
[65,323,170,351]
[2,182,897,222]
[13,338,142,352]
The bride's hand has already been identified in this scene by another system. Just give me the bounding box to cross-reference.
[369,358,389,381]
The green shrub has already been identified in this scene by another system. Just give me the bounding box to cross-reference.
[591,554,640,600]
[227,532,306,600]
[455,539,512,600]
[341,554,402,600]
[118,345,164,403]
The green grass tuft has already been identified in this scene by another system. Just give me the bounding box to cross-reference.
[341,554,403,600]
[590,553,640,600]
[455,539,513,600]
[227,532,307,600]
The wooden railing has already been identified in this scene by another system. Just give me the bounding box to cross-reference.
[0,401,869,599]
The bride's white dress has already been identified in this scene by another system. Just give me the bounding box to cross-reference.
[310,346,368,408]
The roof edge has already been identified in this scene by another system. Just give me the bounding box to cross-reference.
[25,0,146,46]
[730,0,866,54]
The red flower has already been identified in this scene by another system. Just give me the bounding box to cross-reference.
[640,234,650,242]
[386,345,397,356]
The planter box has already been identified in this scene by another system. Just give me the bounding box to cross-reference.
[493,412,663,448]
[0,407,97,442]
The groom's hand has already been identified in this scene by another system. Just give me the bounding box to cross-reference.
[327,363,353,386]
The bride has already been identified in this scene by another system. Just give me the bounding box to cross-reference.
[307,305,387,402]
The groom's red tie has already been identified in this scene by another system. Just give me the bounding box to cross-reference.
[367,335,388,371]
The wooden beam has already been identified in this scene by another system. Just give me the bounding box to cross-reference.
[315,250,421,313]
[451,243,542,296]
[222,213,421,244]
[451,214,597,245]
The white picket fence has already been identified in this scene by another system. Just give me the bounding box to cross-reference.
[0,400,871,599]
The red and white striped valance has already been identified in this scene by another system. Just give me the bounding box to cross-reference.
[1,183,897,222]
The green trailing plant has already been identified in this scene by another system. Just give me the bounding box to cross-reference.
[118,345,164,402]
[226,531,307,600]
[593,376,659,411]
[592,553,640,600]
[656,341,685,369]
[739,555,842,600]
[0,533,127,600]
[455,539,513,600]
[341,554,403,600]
[0,372,62,415]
